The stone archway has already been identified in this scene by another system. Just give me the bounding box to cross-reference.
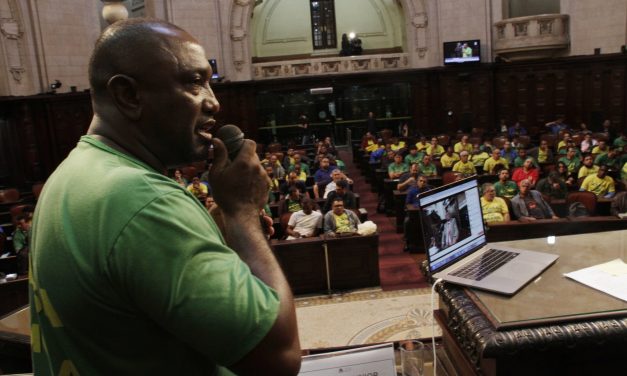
[227,0,429,80]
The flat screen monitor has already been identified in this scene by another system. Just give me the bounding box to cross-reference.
[443,40,481,65]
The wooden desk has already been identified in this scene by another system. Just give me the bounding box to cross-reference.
[0,306,31,373]
[271,233,380,294]
[435,230,627,375]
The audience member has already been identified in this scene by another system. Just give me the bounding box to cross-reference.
[452,151,476,175]
[500,141,517,164]
[512,158,539,187]
[280,171,308,198]
[323,169,353,198]
[453,135,473,154]
[580,133,598,153]
[470,144,489,168]
[278,187,304,216]
[440,146,460,168]
[323,179,357,213]
[536,171,568,200]
[483,148,509,174]
[397,163,419,192]
[187,176,209,201]
[577,155,599,179]
[558,147,581,176]
[545,116,569,135]
[291,163,307,182]
[12,214,31,275]
[480,183,511,223]
[173,169,188,188]
[594,147,621,169]
[493,169,518,199]
[265,165,281,203]
[580,165,616,198]
[286,199,323,240]
[415,136,429,152]
[511,179,559,221]
[313,157,333,198]
[508,121,527,138]
[388,153,409,179]
[419,154,438,177]
[591,140,608,155]
[556,132,571,152]
[613,132,627,149]
[204,195,215,211]
[426,137,445,157]
[323,198,361,236]
[264,154,286,180]
[556,161,576,188]
[404,145,423,165]
[405,174,434,207]
[513,147,537,168]
[380,149,397,170]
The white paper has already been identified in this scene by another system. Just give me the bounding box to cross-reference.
[564,259,627,302]
[299,343,396,376]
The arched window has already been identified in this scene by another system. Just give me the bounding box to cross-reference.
[507,0,559,18]
[310,0,337,50]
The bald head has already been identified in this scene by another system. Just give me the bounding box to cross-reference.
[89,18,194,98]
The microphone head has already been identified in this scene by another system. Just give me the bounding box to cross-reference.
[215,124,244,160]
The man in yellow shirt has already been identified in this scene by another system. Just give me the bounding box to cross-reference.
[426,137,445,157]
[453,135,473,154]
[580,165,616,198]
[452,151,476,175]
[577,155,599,179]
[440,146,460,168]
[483,148,509,174]
[415,136,429,152]
[480,183,510,223]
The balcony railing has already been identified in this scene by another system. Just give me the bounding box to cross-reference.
[493,14,569,61]
[252,53,409,80]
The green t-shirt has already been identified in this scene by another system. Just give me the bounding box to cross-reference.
[388,162,409,176]
[404,153,423,165]
[419,162,437,177]
[30,136,279,375]
[494,180,518,199]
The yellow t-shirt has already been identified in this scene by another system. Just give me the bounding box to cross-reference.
[483,157,509,174]
[537,148,548,163]
[480,197,509,223]
[577,165,599,179]
[580,175,615,196]
[333,212,352,233]
[390,141,406,151]
[366,142,381,153]
[591,146,607,155]
[453,142,473,154]
[440,153,460,168]
[452,160,476,175]
[415,141,429,151]
[426,144,445,156]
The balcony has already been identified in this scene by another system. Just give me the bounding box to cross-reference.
[493,14,569,61]
[252,53,410,80]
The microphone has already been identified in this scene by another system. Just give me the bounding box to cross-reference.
[215,124,244,161]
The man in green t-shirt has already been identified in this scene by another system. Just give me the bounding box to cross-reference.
[29,19,300,376]
[493,169,518,199]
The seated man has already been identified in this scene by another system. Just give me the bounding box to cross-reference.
[594,147,621,169]
[186,177,209,201]
[480,183,510,224]
[285,199,323,240]
[511,179,559,221]
[530,140,554,164]
[415,136,429,152]
[558,147,581,176]
[397,163,420,192]
[323,198,361,236]
[453,135,473,154]
[405,174,434,207]
[419,154,438,177]
[483,148,509,174]
[12,214,32,275]
[440,146,460,168]
[470,143,490,168]
[388,153,409,179]
[279,171,308,199]
[536,171,568,200]
[493,169,518,199]
[323,169,353,198]
[513,147,538,168]
[323,179,357,213]
[500,141,517,165]
[288,153,310,176]
[313,157,333,198]
[452,150,476,176]
[278,187,304,217]
[426,137,445,157]
[511,158,539,187]
[404,145,423,166]
[577,155,599,179]
[580,165,616,198]
[610,191,627,216]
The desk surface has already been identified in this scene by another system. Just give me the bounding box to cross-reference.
[471,230,627,329]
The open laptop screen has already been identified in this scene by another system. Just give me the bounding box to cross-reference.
[418,177,486,273]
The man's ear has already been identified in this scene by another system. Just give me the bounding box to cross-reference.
[106,74,141,121]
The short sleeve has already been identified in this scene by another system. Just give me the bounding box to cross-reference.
[107,192,280,366]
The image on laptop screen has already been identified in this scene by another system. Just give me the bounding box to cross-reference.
[418,178,486,273]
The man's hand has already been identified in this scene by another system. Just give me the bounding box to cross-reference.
[211,138,270,217]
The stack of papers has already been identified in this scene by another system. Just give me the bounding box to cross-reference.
[564,259,627,302]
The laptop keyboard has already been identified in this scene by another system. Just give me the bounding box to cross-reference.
[450,249,520,281]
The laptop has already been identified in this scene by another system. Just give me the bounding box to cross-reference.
[417,176,558,295]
